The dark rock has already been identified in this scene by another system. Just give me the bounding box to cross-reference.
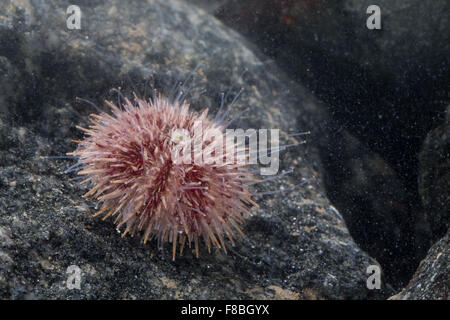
[389,231,449,300]
[214,0,450,288]
[216,0,449,178]
[0,0,391,299]
[0,1,389,299]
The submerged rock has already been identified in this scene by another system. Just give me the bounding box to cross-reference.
[390,231,449,300]
[0,0,390,299]
[213,0,450,288]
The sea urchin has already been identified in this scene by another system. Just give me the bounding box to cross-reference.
[69,92,257,260]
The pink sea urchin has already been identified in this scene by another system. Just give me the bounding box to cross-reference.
[68,92,257,260]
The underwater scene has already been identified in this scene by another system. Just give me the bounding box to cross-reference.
[0,0,448,302]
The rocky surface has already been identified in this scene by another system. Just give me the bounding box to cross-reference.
[216,0,450,177]
[389,231,449,300]
[212,0,450,288]
[0,0,390,299]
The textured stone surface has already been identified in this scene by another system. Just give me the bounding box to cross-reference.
[0,0,389,299]
[216,0,450,169]
[213,0,450,288]
[389,231,449,300]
